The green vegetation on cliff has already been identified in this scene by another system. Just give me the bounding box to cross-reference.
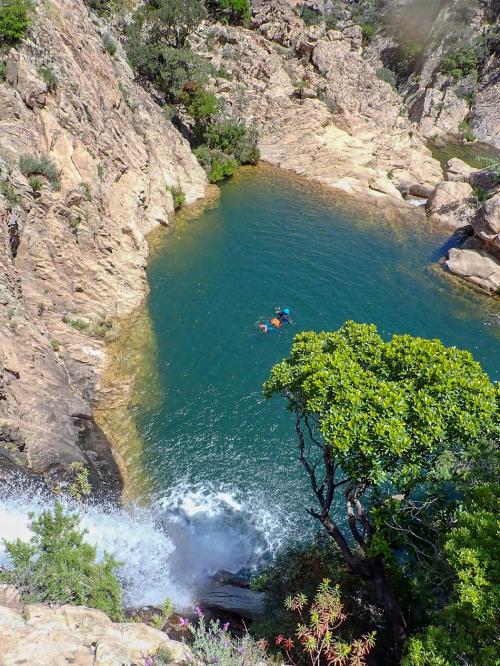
[0,502,123,620]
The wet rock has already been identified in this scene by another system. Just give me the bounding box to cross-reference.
[199,584,265,620]
[446,244,500,293]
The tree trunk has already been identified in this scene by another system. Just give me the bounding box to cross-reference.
[369,558,407,660]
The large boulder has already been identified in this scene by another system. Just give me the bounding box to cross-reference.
[446,158,477,182]
[426,181,478,228]
[446,243,500,293]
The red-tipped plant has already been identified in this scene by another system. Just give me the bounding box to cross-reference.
[276,579,376,666]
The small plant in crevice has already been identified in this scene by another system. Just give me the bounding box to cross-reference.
[166,185,185,210]
[102,32,117,57]
[149,598,174,630]
[80,181,92,201]
[459,119,476,143]
[29,176,43,192]
[39,66,58,92]
[0,178,19,206]
[19,154,61,190]
[50,338,61,352]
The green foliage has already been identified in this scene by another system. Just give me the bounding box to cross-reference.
[0,0,30,44]
[179,85,220,121]
[151,646,175,664]
[200,118,260,165]
[29,175,43,191]
[80,181,92,201]
[404,481,499,666]
[265,322,497,489]
[67,462,92,501]
[0,178,19,205]
[150,598,174,630]
[440,39,488,81]
[0,502,123,620]
[39,66,57,92]
[194,145,237,183]
[186,613,270,665]
[50,339,61,352]
[102,33,117,56]
[300,6,321,26]
[166,185,185,210]
[130,0,206,51]
[360,22,375,44]
[459,119,475,143]
[376,67,397,89]
[209,0,251,24]
[19,154,61,190]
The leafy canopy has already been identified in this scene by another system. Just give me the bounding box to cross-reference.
[0,502,123,620]
[0,0,30,44]
[264,321,498,492]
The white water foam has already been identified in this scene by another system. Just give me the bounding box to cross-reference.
[0,478,288,610]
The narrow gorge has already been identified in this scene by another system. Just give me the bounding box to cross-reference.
[0,1,499,665]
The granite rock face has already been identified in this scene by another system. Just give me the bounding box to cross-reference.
[0,596,194,666]
[193,0,442,204]
[0,0,206,490]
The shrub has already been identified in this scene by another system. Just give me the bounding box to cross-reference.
[129,0,206,50]
[102,33,117,56]
[200,118,260,165]
[441,40,488,81]
[376,66,397,89]
[459,119,475,142]
[39,66,57,92]
[275,580,376,666]
[194,145,237,183]
[29,176,43,191]
[0,178,19,205]
[19,154,61,189]
[360,22,375,44]
[178,85,220,121]
[80,181,92,201]
[166,185,185,210]
[183,611,269,665]
[49,339,61,352]
[300,6,321,26]
[209,0,251,24]
[0,502,123,620]
[0,0,30,44]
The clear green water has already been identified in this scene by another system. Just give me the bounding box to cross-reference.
[135,166,499,537]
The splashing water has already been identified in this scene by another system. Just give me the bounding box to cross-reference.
[0,478,288,609]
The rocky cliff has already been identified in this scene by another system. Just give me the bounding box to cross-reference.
[0,0,206,491]
[194,0,442,202]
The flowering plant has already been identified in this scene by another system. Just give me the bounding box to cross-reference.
[183,609,270,665]
[275,579,376,666]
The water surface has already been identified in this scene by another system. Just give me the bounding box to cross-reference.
[135,166,499,535]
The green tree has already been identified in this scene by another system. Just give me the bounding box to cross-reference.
[0,502,123,620]
[209,0,251,24]
[0,0,30,44]
[133,0,206,50]
[403,438,499,666]
[264,322,498,659]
